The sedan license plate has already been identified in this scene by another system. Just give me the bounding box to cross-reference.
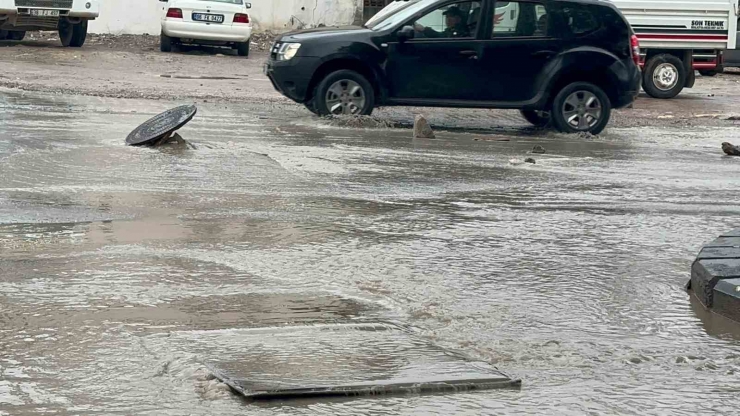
[30,9,60,17]
[192,13,224,23]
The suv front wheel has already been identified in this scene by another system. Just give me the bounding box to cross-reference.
[551,82,611,135]
[313,70,375,116]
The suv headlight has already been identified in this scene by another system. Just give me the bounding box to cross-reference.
[277,43,301,61]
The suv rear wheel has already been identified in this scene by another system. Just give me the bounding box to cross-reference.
[551,82,611,135]
[520,110,550,127]
[642,54,685,99]
[313,70,375,116]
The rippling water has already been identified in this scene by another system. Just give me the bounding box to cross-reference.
[1,90,739,415]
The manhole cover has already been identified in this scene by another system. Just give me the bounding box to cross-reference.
[126,105,197,146]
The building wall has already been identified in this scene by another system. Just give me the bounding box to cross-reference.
[88,0,362,35]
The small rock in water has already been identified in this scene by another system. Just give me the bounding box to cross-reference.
[413,115,435,139]
[722,142,740,156]
[532,145,546,154]
[524,157,536,164]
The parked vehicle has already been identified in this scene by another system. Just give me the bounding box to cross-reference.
[0,0,99,47]
[720,17,740,71]
[159,0,253,57]
[265,0,641,134]
[611,0,739,98]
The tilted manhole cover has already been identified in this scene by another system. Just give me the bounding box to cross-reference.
[126,105,197,146]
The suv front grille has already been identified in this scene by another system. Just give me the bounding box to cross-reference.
[15,0,73,8]
[270,42,281,60]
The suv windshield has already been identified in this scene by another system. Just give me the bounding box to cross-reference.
[367,0,438,31]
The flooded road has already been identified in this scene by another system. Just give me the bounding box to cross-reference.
[2,89,740,415]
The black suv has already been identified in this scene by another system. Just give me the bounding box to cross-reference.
[265,0,641,134]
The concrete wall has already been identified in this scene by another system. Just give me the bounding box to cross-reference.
[88,0,362,35]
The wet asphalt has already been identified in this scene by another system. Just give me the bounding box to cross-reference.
[1,87,740,415]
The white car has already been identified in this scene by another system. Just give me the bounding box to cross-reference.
[160,0,253,57]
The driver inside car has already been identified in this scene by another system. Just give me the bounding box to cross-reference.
[414,6,471,38]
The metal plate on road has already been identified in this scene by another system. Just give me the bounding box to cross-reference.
[206,322,520,400]
[126,105,197,146]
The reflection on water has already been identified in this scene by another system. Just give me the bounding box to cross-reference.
[1,90,740,415]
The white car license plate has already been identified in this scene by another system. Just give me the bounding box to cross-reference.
[30,9,60,17]
[192,13,224,23]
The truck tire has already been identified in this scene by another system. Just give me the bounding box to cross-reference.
[313,70,375,116]
[642,54,685,99]
[160,33,173,52]
[70,20,88,47]
[550,82,611,135]
[520,110,551,127]
[699,69,719,77]
[59,20,87,47]
[8,31,26,41]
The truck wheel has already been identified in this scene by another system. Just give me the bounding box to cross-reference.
[551,82,611,135]
[236,40,250,57]
[642,54,685,99]
[313,70,375,116]
[59,20,87,47]
[8,31,26,41]
[160,33,173,52]
[520,110,550,127]
[70,20,87,47]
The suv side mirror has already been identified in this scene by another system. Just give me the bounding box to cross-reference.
[245,2,251,8]
[398,25,415,42]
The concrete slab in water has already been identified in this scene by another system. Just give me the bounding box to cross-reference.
[207,322,520,400]
[696,246,740,261]
[704,236,740,248]
[713,278,740,323]
[720,228,740,237]
[691,259,740,307]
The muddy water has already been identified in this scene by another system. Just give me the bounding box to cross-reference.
[1,89,740,415]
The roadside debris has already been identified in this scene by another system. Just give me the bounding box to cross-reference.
[126,105,197,147]
[328,116,399,129]
[413,115,435,139]
[531,145,546,154]
[722,142,740,156]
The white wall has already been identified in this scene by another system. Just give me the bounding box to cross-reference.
[88,0,361,35]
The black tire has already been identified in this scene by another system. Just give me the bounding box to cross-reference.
[304,101,319,115]
[236,40,250,57]
[550,82,611,135]
[59,21,73,46]
[699,69,719,77]
[313,70,375,116]
[642,54,685,99]
[69,20,87,47]
[160,33,173,53]
[520,110,550,127]
[8,31,25,41]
